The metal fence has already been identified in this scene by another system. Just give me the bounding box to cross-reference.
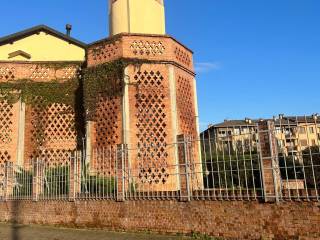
[0,117,319,202]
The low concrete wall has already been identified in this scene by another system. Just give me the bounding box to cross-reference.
[0,200,319,239]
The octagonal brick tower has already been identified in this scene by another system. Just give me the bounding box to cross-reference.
[86,0,202,192]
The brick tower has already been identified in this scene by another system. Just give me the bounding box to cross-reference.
[86,0,202,192]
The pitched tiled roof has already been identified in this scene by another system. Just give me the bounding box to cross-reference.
[0,25,87,48]
[212,120,257,128]
[206,115,320,131]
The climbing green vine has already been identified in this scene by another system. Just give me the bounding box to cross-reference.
[83,60,126,120]
[0,78,79,106]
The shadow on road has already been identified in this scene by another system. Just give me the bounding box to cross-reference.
[11,201,20,240]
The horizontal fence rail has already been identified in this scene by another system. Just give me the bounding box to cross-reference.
[0,116,319,202]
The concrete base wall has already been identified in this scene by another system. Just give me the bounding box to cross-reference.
[0,201,319,240]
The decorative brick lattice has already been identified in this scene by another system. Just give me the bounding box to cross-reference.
[91,41,120,63]
[0,67,15,81]
[174,47,191,67]
[95,96,121,148]
[30,66,51,80]
[130,40,165,56]
[29,98,76,165]
[45,103,76,143]
[0,101,14,145]
[0,151,11,180]
[62,66,79,79]
[38,149,72,167]
[134,70,169,184]
[176,75,196,136]
[92,95,122,175]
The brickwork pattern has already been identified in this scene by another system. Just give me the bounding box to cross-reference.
[26,100,77,166]
[0,201,319,240]
[0,99,19,198]
[0,66,15,81]
[175,68,202,190]
[90,94,122,175]
[87,35,194,72]
[88,39,122,66]
[0,62,81,82]
[175,68,197,137]
[0,62,81,166]
[127,64,177,191]
[0,100,19,165]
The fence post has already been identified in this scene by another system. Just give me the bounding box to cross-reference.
[177,134,191,202]
[257,120,282,202]
[69,151,81,201]
[116,144,126,202]
[32,158,43,202]
[4,161,13,201]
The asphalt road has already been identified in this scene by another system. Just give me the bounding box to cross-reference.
[0,223,193,240]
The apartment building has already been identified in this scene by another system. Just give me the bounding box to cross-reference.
[201,115,320,156]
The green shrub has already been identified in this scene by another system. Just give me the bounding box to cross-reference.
[43,166,70,196]
[13,168,33,197]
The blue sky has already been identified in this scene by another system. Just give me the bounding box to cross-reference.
[1,0,320,131]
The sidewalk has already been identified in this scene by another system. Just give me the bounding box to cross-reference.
[0,223,192,240]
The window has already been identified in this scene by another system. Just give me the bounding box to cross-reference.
[309,127,315,134]
[300,140,308,146]
[234,128,240,135]
[299,127,306,134]
[219,131,226,136]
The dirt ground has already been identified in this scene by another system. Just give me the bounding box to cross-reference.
[0,223,193,240]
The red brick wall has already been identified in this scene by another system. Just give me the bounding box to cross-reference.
[0,200,318,239]
[86,34,198,192]
[24,102,77,166]
[0,101,19,183]
[0,61,81,166]
[126,63,178,191]
[0,61,81,82]
[87,34,194,72]
[175,67,197,138]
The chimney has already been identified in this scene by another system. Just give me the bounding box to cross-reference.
[66,24,72,36]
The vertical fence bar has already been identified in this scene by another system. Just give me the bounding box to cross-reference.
[116,144,126,202]
[177,134,191,202]
[4,162,13,201]
[69,152,76,201]
[32,158,40,202]
[257,121,281,202]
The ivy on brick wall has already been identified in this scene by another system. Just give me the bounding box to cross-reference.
[83,58,161,120]
[0,79,79,106]
[83,60,125,120]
